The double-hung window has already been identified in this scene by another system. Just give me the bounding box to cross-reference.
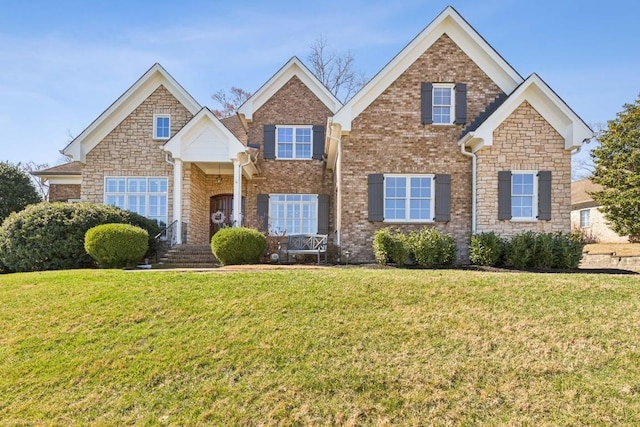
[384,175,434,222]
[432,84,454,125]
[153,114,171,140]
[105,177,168,226]
[269,194,318,234]
[511,172,537,220]
[276,126,312,159]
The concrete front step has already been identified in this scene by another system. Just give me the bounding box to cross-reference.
[154,244,220,269]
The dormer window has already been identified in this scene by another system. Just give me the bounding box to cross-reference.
[154,114,171,140]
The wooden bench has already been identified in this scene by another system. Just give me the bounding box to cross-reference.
[278,234,328,265]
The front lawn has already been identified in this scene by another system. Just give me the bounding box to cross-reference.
[1,268,639,425]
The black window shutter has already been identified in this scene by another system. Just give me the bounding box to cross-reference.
[368,174,384,221]
[538,171,552,221]
[454,83,467,124]
[312,125,325,160]
[421,82,433,124]
[257,194,269,232]
[434,174,451,222]
[263,125,276,159]
[317,194,329,234]
[498,171,512,220]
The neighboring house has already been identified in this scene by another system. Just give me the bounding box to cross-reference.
[41,7,592,262]
[570,178,628,243]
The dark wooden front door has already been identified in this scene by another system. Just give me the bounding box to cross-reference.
[210,194,233,239]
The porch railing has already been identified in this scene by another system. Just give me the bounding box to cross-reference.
[154,220,181,263]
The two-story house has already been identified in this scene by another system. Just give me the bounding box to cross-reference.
[36,7,593,263]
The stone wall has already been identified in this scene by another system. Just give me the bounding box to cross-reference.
[81,85,193,225]
[244,76,335,238]
[49,184,81,202]
[476,101,571,236]
[339,35,505,262]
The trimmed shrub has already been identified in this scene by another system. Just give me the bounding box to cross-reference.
[0,202,160,272]
[373,227,409,265]
[407,227,457,267]
[533,233,556,269]
[469,232,504,266]
[553,232,586,269]
[211,227,267,265]
[503,231,536,269]
[85,224,148,268]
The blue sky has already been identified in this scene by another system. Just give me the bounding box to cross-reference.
[1,0,639,177]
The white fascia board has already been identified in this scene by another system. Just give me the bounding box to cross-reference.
[462,74,594,152]
[62,63,201,162]
[42,175,82,185]
[164,108,246,162]
[333,6,523,132]
[237,57,342,120]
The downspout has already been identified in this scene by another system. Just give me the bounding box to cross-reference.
[459,143,477,234]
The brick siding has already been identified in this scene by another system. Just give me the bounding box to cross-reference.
[49,184,81,202]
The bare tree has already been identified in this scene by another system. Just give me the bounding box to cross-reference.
[20,161,50,200]
[571,122,607,180]
[307,36,367,103]
[211,87,252,118]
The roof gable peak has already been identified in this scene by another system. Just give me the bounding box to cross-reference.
[238,57,342,120]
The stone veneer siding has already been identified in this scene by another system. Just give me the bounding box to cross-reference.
[81,85,193,227]
[49,184,81,202]
[244,76,335,238]
[339,35,505,262]
[475,101,571,236]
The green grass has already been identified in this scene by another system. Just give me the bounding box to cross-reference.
[1,268,640,425]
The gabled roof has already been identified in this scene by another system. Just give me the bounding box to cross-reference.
[571,178,601,209]
[163,107,258,178]
[237,57,342,120]
[62,63,201,162]
[333,6,524,131]
[459,73,594,152]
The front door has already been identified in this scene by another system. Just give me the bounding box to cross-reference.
[210,194,233,239]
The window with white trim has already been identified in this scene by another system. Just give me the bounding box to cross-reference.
[511,172,537,220]
[384,175,434,222]
[276,126,312,159]
[269,194,318,234]
[153,114,171,140]
[580,209,591,228]
[105,177,168,226]
[432,84,454,125]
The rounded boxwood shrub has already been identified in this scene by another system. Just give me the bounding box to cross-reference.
[407,227,457,267]
[0,202,160,272]
[85,223,148,268]
[211,227,266,265]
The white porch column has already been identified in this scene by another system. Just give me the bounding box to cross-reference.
[233,159,242,227]
[173,158,183,244]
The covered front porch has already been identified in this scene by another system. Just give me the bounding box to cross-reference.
[162,108,258,245]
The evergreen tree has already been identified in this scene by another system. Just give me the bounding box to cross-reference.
[0,161,42,223]
[591,95,640,242]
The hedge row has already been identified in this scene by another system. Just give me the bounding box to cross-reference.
[373,227,457,267]
[470,231,585,269]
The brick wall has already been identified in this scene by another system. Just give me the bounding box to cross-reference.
[476,101,571,236]
[82,85,193,225]
[49,184,81,202]
[244,76,335,238]
[340,35,504,262]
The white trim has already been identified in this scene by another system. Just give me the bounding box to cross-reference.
[153,114,171,140]
[237,57,342,121]
[580,208,591,228]
[275,125,313,160]
[432,83,455,125]
[63,63,201,162]
[103,176,169,225]
[461,74,593,152]
[333,6,523,132]
[383,174,435,223]
[173,160,182,244]
[268,194,319,235]
[232,160,242,226]
[510,170,538,221]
